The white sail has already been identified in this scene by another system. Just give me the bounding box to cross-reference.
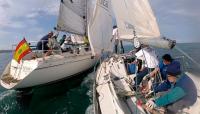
[88,0,113,55]
[87,0,96,24]
[57,0,86,35]
[111,0,160,40]
[71,34,84,44]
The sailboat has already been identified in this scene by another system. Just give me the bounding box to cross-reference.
[94,0,200,114]
[0,0,113,89]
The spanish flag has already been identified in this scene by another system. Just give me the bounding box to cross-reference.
[14,38,31,63]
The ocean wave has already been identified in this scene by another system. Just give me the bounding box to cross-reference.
[0,90,15,101]
[0,90,17,113]
[81,72,95,90]
[85,104,94,114]
[81,72,96,103]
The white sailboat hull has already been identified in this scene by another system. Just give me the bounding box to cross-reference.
[94,55,200,114]
[1,52,98,89]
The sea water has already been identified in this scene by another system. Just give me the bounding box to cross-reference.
[0,43,200,114]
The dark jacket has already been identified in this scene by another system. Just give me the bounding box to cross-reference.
[37,35,49,50]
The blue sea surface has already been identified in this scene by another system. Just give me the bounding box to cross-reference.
[0,43,200,114]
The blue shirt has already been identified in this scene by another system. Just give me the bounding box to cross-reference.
[154,80,171,93]
[159,60,181,80]
[153,60,181,93]
[159,61,168,80]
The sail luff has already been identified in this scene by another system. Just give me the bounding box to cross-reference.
[88,0,113,55]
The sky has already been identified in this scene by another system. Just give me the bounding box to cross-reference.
[0,0,200,50]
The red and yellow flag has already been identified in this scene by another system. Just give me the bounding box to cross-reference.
[14,38,31,63]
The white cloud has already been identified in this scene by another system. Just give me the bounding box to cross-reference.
[0,0,59,29]
[0,0,60,49]
[26,12,40,19]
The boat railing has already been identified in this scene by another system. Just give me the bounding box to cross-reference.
[11,40,91,60]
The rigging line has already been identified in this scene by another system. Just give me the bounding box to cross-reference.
[175,46,200,69]
[154,48,163,82]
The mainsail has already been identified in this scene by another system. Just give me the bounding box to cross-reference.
[111,0,175,49]
[57,0,87,35]
[88,0,113,55]
[111,0,160,39]
[57,0,113,55]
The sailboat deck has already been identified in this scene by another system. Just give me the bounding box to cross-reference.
[1,74,21,85]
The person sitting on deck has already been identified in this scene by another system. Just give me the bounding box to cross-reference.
[133,46,159,89]
[150,54,181,80]
[126,47,142,75]
[60,36,73,53]
[149,54,181,93]
[45,32,61,56]
[83,36,90,51]
[59,34,66,46]
[145,65,196,113]
[83,36,89,46]
[36,32,53,52]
